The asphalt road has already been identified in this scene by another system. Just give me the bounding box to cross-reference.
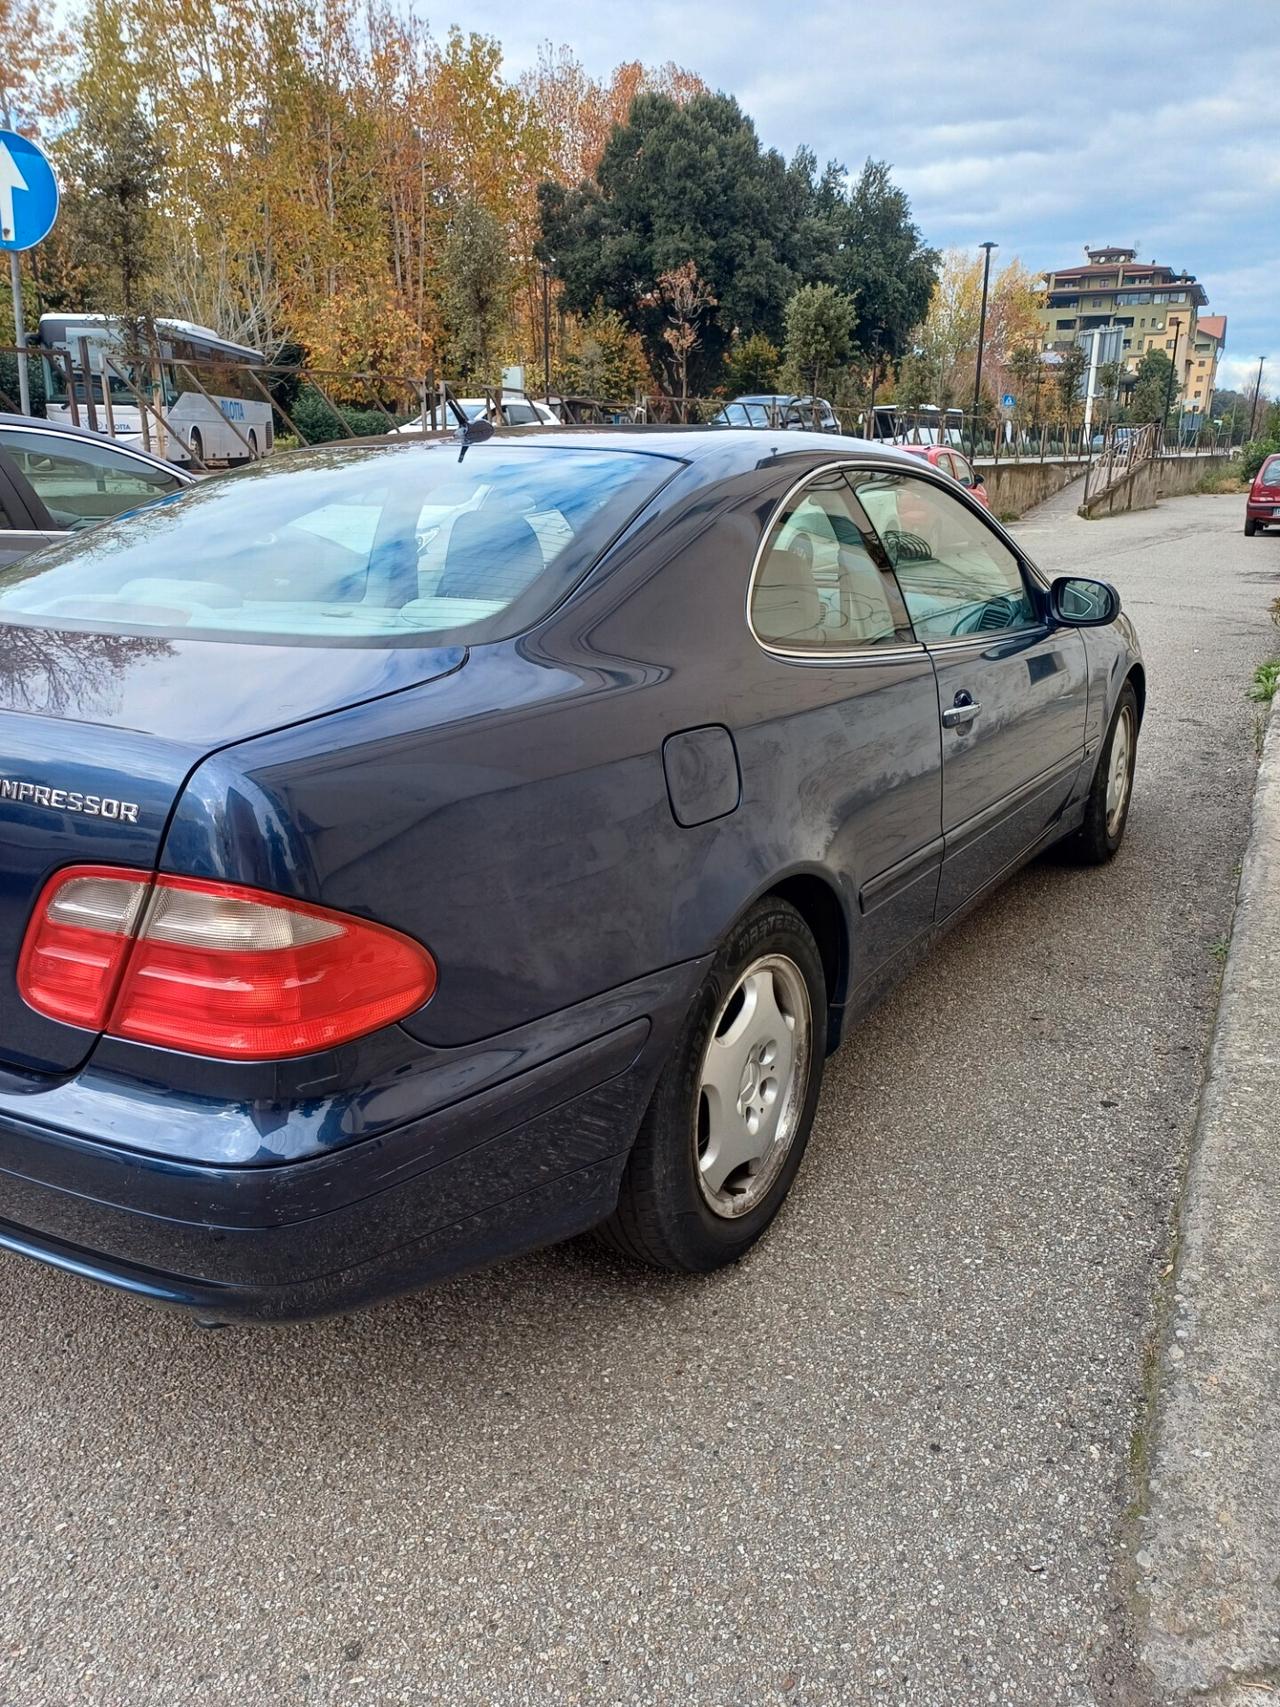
[1,492,1276,1707]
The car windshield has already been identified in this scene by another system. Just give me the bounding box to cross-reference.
[1261,460,1280,488]
[0,440,678,646]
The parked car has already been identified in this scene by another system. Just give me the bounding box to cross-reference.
[394,393,558,435]
[1245,452,1280,536]
[711,400,773,428]
[0,428,1142,1322]
[730,394,842,433]
[0,414,193,569]
[902,442,991,508]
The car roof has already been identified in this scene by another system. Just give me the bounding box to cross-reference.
[328,422,924,477]
[0,413,193,477]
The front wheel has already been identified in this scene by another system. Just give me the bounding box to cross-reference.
[188,428,204,468]
[600,898,827,1273]
[1069,681,1139,864]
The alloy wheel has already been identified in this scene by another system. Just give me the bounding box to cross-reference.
[694,953,812,1219]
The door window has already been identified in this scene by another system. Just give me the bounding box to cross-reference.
[856,472,1037,641]
[751,470,908,651]
[0,429,183,531]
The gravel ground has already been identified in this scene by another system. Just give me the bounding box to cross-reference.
[1,492,1276,1707]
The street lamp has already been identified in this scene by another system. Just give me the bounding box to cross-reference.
[971,240,997,454]
[541,256,556,400]
[866,323,885,438]
[1249,355,1267,439]
[1162,315,1184,436]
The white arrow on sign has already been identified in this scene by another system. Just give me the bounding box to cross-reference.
[0,138,29,243]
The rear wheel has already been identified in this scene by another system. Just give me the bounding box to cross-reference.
[1069,681,1138,864]
[600,898,827,1273]
[247,429,259,460]
[1245,517,1258,537]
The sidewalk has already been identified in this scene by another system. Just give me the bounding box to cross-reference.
[1137,706,1280,1702]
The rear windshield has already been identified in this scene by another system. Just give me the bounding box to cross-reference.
[0,439,677,646]
[1261,458,1280,488]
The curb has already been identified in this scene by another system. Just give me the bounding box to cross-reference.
[1136,705,1280,1699]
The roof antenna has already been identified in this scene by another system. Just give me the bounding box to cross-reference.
[456,417,494,464]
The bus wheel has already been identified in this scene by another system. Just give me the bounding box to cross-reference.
[189,429,205,468]
[247,430,259,461]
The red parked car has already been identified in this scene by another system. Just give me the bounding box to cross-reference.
[1245,453,1280,536]
[902,443,991,508]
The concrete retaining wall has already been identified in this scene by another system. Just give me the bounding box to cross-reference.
[978,458,1089,518]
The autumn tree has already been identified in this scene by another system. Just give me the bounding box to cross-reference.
[0,0,70,133]
[57,0,164,316]
[519,44,705,187]
[650,261,716,401]
[555,303,649,400]
[724,332,781,396]
[908,249,1044,408]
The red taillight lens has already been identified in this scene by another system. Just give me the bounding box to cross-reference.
[19,867,437,1059]
[18,867,150,1031]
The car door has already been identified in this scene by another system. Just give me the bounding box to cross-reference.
[854,467,1088,919]
[746,466,943,984]
[0,426,185,534]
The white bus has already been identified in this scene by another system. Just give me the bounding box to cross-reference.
[35,314,275,467]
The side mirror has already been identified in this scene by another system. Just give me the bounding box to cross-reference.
[1050,575,1120,626]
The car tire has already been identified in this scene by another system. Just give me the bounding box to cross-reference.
[1245,517,1258,537]
[600,897,827,1273]
[1069,681,1139,864]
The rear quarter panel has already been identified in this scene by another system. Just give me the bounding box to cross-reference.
[161,452,928,1047]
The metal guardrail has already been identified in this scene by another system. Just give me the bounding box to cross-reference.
[1083,422,1162,505]
[0,343,1247,469]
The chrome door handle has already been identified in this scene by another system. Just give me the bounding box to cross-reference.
[942,700,981,729]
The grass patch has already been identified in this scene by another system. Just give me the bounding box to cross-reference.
[1196,466,1248,495]
[1248,660,1280,702]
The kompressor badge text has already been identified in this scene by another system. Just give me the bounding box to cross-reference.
[0,777,140,824]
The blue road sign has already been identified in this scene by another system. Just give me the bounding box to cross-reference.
[0,130,60,253]
[1001,392,1016,409]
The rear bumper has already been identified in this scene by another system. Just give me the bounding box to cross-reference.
[0,967,702,1322]
[1246,502,1279,521]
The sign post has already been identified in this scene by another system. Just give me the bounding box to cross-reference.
[0,129,61,417]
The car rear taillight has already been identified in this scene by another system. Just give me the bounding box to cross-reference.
[19,866,436,1059]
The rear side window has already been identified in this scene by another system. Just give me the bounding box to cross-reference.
[750,470,908,652]
[0,442,677,646]
[0,428,183,529]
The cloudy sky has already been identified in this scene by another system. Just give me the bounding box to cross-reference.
[471,0,1280,398]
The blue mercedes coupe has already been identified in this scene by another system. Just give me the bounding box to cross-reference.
[0,428,1143,1321]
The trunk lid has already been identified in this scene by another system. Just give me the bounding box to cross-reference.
[0,625,464,1072]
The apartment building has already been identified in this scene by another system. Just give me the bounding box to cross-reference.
[1186,314,1226,413]
[1036,246,1223,413]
